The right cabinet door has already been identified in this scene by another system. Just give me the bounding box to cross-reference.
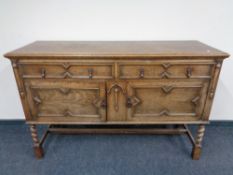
[126,81,209,122]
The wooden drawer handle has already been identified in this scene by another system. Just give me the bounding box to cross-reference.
[139,68,144,78]
[186,67,192,78]
[88,68,93,79]
[41,68,46,79]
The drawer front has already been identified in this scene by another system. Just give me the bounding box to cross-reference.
[126,81,209,122]
[19,62,114,79]
[119,62,213,79]
[24,80,106,122]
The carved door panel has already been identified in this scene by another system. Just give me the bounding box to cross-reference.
[107,81,127,121]
[126,81,209,122]
[24,80,106,122]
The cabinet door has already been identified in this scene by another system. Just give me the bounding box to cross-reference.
[126,81,209,122]
[24,80,106,123]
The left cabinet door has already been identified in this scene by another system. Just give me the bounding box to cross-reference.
[24,80,107,123]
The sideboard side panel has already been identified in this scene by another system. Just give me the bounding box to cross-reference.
[11,59,32,120]
[202,59,223,120]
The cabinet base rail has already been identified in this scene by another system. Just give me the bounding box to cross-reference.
[30,124,205,160]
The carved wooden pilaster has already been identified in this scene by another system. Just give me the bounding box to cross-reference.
[202,59,223,120]
[208,60,222,100]
[11,59,32,121]
[192,124,205,160]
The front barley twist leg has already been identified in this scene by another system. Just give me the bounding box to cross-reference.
[192,124,205,160]
[29,124,44,159]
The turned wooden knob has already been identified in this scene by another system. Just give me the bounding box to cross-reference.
[41,68,46,79]
[88,68,93,79]
[139,68,144,78]
[186,67,192,78]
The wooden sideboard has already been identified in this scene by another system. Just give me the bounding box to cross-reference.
[4,41,229,160]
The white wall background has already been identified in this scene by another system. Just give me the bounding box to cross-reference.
[0,0,233,120]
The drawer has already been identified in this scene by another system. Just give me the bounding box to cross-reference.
[118,62,213,79]
[126,80,209,122]
[19,62,114,79]
[24,80,107,122]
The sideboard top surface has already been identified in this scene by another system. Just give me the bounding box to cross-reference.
[4,41,229,59]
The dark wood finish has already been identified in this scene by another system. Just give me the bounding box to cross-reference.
[4,41,229,160]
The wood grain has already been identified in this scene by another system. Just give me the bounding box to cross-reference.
[24,80,106,122]
[4,41,230,159]
[4,41,229,58]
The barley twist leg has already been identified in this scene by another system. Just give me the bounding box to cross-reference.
[29,124,44,159]
[192,124,205,160]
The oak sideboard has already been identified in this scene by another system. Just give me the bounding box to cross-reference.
[4,41,229,159]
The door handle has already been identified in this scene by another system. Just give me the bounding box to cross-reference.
[93,98,107,108]
[126,96,141,108]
